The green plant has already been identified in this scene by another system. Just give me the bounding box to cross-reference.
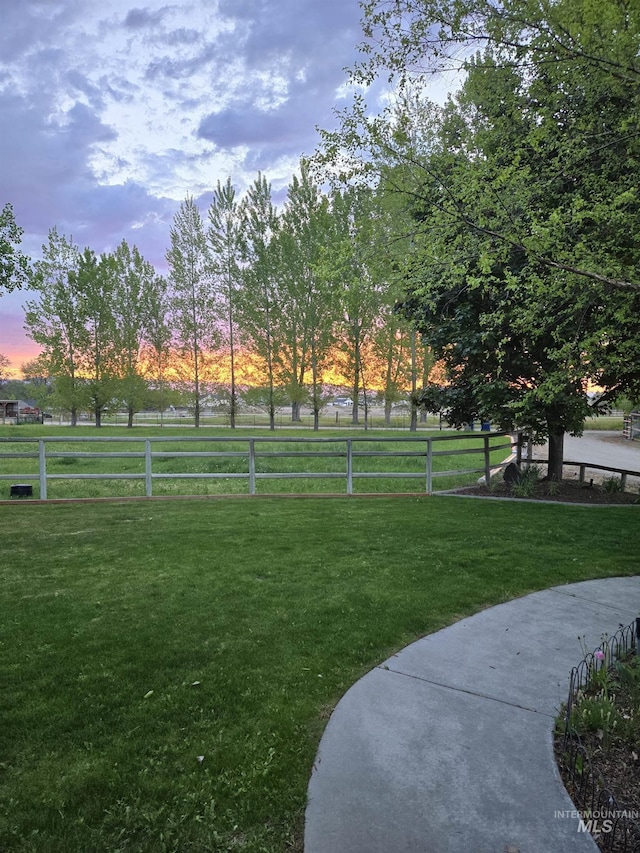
[614,658,640,695]
[511,464,542,498]
[570,690,622,748]
[602,476,623,493]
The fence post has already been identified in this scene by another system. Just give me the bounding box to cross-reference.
[249,439,256,495]
[426,438,433,494]
[145,440,152,497]
[346,438,353,495]
[39,439,47,500]
[484,434,491,486]
[516,432,523,466]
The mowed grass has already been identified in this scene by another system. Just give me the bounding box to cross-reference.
[0,426,511,499]
[2,497,637,852]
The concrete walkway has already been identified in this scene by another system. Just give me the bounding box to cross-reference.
[305,576,640,853]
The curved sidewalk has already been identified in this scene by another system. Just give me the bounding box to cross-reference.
[305,576,640,853]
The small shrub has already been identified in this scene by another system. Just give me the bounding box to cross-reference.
[602,476,622,493]
[511,464,542,498]
[570,690,622,748]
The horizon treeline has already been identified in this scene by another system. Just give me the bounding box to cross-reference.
[15,161,432,429]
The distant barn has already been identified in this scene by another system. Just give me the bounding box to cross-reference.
[0,400,44,424]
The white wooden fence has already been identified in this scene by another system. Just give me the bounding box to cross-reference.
[0,432,520,499]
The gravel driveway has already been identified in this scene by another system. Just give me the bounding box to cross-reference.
[531,430,640,488]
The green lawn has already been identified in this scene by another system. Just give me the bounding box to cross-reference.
[1,496,637,852]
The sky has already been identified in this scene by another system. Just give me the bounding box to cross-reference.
[0,0,453,375]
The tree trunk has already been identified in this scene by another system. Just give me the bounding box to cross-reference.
[229,306,236,429]
[127,407,134,428]
[384,400,392,426]
[291,400,301,422]
[351,335,361,426]
[409,330,418,432]
[547,432,564,481]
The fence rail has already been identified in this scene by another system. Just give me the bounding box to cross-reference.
[0,432,517,500]
[524,458,640,492]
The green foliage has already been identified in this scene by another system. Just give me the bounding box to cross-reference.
[602,476,623,494]
[510,464,542,498]
[0,202,30,295]
[24,230,87,424]
[570,691,621,749]
[568,651,640,753]
[207,178,243,427]
[240,385,291,412]
[326,0,640,478]
[166,197,219,428]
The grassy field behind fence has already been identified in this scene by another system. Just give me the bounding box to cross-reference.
[0,426,512,499]
[1,496,638,852]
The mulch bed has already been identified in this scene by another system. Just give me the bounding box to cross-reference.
[449,479,640,505]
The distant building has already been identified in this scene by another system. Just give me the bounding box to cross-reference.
[0,399,43,423]
[623,412,640,441]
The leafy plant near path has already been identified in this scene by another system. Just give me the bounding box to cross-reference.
[556,634,640,852]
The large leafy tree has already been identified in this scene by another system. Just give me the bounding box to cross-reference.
[355,0,640,294]
[402,19,640,476]
[0,203,30,296]
[324,0,640,475]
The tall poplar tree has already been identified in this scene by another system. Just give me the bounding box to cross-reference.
[141,274,173,424]
[330,187,387,426]
[111,240,162,427]
[281,161,337,430]
[166,197,217,428]
[237,175,280,431]
[74,248,117,428]
[207,179,242,428]
[25,230,87,426]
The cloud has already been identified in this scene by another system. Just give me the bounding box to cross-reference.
[123,6,173,29]
[0,0,379,367]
